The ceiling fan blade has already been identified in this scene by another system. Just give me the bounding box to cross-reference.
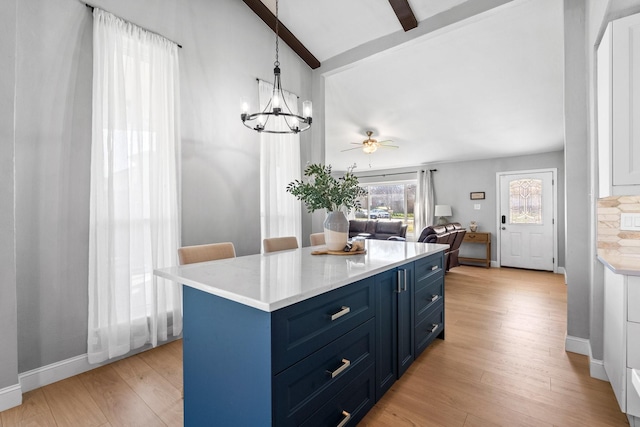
[341,146,364,152]
[379,144,399,149]
[377,140,393,144]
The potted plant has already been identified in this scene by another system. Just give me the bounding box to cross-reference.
[287,163,366,250]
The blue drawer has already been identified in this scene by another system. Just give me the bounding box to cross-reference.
[415,303,444,356]
[274,319,375,426]
[415,274,444,325]
[300,362,375,427]
[272,277,375,373]
[415,253,444,286]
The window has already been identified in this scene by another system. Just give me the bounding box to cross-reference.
[509,178,543,224]
[355,181,416,234]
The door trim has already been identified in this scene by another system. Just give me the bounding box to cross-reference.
[495,168,558,273]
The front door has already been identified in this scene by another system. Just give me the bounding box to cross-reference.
[498,171,555,271]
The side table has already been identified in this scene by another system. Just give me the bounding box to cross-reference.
[459,231,491,268]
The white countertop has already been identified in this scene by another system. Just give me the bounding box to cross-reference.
[598,253,640,276]
[154,239,448,312]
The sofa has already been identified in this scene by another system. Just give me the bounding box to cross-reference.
[417,222,466,271]
[348,219,408,240]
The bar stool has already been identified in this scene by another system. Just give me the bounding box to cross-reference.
[263,236,299,253]
[178,242,236,265]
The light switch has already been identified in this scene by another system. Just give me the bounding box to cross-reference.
[621,213,640,231]
[474,204,481,210]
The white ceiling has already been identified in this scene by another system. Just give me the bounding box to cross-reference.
[263,0,470,62]
[263,0,565,171]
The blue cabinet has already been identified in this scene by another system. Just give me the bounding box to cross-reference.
[375,253,444,401]
[415,253,445,355]
[375,262,415,400]
[182,251,445,426]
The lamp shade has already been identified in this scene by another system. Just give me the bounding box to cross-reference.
[434,205,452,217]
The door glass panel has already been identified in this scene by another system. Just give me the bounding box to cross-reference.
[509,178,543,224]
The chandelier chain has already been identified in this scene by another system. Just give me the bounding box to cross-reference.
[274,0,280,67]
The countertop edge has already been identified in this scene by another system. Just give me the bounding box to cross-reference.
[155,244,448,312]
[597,255,640,276]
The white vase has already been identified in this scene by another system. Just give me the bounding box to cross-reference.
[324,211,349,251]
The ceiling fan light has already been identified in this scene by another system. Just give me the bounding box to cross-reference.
[363,144,377,154]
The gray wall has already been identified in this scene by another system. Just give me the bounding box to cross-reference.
[11,0,314,374]
[15,0,93,374]
[564,0,591,342]
[0,0,19,391]
[430,152,565,266]
[354,151,565,267]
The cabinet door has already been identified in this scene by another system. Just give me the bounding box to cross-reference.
[375,262,415,400]
[612,13,640,186]
[604,268,627,411]
[397,263,415,378]
[375,269,398,400]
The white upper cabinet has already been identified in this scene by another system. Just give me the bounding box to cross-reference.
[598,13,640,196]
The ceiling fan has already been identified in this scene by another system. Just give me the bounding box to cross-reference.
[341,131,399,154]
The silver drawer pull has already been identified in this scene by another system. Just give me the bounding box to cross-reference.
[337,410,351,427]
[329,359,351,379]
[431,265,438,271]
[430,324,438,333]
[431,295,439,302]
[331,306,351,321]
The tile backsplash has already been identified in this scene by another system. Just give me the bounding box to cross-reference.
[598,196,640,256]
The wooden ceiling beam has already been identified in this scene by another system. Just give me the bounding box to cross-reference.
[242,0,321,70]
[388,0,418,32]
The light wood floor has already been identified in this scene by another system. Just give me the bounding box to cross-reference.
[0,266,629,426]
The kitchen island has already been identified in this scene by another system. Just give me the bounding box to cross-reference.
[155,239,448,426]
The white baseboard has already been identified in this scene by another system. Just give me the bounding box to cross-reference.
[564,335,609,382]
[565,334,590,356]
[18,338,180,394]
[0,383,22,412]
[18,354,95,393]
[590,357,608,381]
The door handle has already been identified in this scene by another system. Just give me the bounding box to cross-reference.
[501,215,506,224]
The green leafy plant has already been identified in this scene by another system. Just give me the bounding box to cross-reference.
[286,163,367,213]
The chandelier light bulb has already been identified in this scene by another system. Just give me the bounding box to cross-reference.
[303,100,312,119]
[241,98,249,115]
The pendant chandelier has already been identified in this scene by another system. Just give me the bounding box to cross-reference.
[240,0,312,134]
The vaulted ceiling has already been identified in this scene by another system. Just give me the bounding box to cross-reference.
[248,0,565,171]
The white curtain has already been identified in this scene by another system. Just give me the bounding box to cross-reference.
[259,80,302,250]
[415,169,435,239]
[88,8,182,364]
